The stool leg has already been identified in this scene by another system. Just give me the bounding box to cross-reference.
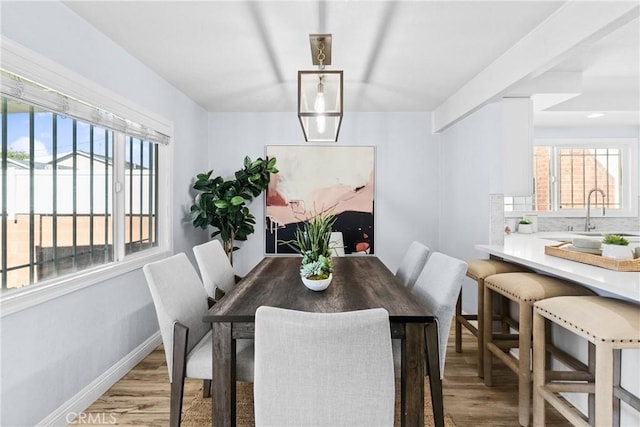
[483,285,493,387]
[455,291,463,353]
[532,310,546,427]
[477,278,485,378]
[588,342,596,426]
[595,343,614,427]
[500,295,510,334]
[518,302,533,427]
[613,349,622,427]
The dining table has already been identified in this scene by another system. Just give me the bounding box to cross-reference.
[203,255,442,427]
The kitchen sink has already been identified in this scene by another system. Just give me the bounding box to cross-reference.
[572,232,640,237]
[540,232,640,243]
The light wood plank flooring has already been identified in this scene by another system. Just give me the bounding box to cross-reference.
[73,327,572,426]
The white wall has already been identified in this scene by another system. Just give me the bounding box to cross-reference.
[208,112,440,276]
[0,2,208,426]
[438,102,503,313]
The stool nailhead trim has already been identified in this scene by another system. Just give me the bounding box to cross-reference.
[536,306,640,344]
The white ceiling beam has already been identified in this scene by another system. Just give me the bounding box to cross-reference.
[432,1,639,133]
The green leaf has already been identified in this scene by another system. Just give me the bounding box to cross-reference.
[213,200,228,209]
[230,196,244,206]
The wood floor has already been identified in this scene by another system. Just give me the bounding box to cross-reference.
[72,327,572,426]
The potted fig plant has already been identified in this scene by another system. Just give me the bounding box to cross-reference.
[284,210,337,291]
[189,156,278,264]
[601,234,633,260]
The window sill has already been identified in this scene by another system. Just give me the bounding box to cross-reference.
[0,248,171,318]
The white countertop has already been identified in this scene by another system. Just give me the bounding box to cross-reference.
[475,232,640,302]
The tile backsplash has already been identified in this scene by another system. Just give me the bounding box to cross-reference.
[499,195,640,233]
[536,216,639,232]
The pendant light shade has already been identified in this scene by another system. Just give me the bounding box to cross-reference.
[298,34,343,142]
[298,70,343,142]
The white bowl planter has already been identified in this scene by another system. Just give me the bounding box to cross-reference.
[301,274,332,292]
[602,244,634,260]
[518,223,533,234]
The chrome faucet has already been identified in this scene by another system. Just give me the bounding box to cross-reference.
[585,188,606,231]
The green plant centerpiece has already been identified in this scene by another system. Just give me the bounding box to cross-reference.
[285,210,337,291]
[189,156,278,264]
[601,234,633,260]
[602,234,629,246]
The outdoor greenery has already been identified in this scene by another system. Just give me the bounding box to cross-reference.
[284,210,336,280]
[1,150,29,160]
[602,234,629,246]
[190,156,278,264]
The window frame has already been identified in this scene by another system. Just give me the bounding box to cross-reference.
[0,37,173,317]
[528,137,638,218]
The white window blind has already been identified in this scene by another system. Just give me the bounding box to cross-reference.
[0,69,170,145]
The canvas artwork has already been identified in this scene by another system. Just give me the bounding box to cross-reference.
[265,145,375,255]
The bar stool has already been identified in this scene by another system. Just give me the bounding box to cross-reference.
[483,272,595,427]
[533,296,640,427]
[455,258,527,377]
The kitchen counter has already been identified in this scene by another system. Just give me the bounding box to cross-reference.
[475,232,640,302]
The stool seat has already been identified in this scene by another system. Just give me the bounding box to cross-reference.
[536,296,640,343]
[533,296,640,427]
[485,272,591,302]
[467,259,524,281]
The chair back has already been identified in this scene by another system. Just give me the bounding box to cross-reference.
[143,253,210,378]
[412,252,467,377]
[395,241,431,289]
[254,306,395,426]
[330,231,345,257]
[193,239,236,298]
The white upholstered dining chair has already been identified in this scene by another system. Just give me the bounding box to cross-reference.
[253,306,395,427]
[192,239,239,301]
[143,253,253,427]
[330,231,346,256]
[395,241,431,289]
[412,251,467,377]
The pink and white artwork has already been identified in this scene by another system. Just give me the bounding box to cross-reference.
[265,145,375,254]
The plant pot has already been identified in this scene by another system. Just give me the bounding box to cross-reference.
[301,274,332,292]
[602,244,633,260]
[518,223,533,234]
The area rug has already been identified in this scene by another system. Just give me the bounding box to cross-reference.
[182,378,456,427]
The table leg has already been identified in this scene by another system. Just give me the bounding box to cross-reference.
[426,322,444,427]
[403,323,425,427]
[212,322,235,427]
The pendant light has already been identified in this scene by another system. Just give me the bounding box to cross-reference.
[298,34,343,142]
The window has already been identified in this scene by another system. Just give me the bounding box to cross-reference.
[0,41,171,312]
[516,139,637,215]
[0,96,160,291]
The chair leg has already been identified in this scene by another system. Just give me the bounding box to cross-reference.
[426,322,444,427]
[203,379,211,398]
[518,302,533,427]
[455,291,463,353]
[171,323,189,427]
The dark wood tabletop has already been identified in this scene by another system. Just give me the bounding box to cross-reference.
[203,255,442,427]
[203,255,434,323]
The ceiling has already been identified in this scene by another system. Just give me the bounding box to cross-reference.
[63,1,639,128]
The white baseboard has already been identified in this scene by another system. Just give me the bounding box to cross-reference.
[36,331,162,427]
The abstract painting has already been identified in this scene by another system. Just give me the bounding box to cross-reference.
[265,145,375,255]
